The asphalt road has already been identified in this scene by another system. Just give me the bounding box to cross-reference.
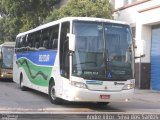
[0,79,160,120]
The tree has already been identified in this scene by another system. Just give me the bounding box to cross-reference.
[46,0,113,22]
[0,0,61,42]
[0,17,20,43]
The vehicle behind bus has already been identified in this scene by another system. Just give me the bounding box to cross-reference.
[0,42,15,79]
[13,17,135,105]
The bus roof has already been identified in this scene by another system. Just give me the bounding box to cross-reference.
[1,42,15,47]
[16,17,130,37]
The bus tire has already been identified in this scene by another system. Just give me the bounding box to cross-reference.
[49,80,63,104]
[20,74,27,91]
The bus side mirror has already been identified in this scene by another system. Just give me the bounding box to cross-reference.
[67,33,76,52]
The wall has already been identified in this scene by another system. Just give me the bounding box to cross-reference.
[114,0,160,89]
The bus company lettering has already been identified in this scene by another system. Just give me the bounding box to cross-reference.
[39,54,50,62]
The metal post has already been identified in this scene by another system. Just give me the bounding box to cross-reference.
[139,57,141,89]
[69,53,72,81]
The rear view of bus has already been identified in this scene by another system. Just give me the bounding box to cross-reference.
[0,42,15,79]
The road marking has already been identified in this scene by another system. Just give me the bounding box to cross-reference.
[0,107,93,113]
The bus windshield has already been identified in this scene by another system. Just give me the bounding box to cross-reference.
[2,47,14,69]
[72,21,134,81]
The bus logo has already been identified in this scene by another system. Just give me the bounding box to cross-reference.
[39,54,50,62]
[114,82,125,85]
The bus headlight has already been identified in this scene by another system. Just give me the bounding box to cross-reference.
[71,81,87,89]
[122,83,134,90]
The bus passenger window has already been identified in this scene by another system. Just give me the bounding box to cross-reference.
[35,42,39,49]
[43,41,48,49]
[52,39,58,49]
[28,43,32,48]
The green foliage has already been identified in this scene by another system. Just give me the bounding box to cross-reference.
[0,0,60,42]
[0,17,20,43]
[46,0,113,22]
[0,0,113,42]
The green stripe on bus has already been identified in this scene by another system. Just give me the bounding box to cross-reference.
[17,58,52,86]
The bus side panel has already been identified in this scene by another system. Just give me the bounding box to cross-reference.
[15,50,57,93]
[13,54,20,84]
[50,51,63,97]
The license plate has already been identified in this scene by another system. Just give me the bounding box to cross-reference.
[100,95,110,99]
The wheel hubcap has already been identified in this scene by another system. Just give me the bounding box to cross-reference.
[20,80,23,88]
[51,86,56,100]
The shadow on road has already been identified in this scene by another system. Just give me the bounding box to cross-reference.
[0,78,13,82]
[61,101,123,112]
[25,88,123,112]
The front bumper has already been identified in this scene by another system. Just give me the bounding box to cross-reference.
[62,85,134,102]
[0,74,13,79]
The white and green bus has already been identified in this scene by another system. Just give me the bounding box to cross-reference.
[13,17,135,105]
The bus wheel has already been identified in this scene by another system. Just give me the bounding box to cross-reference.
[20,74,27,91]
[49,81,63,104]
[96,102,109,106]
